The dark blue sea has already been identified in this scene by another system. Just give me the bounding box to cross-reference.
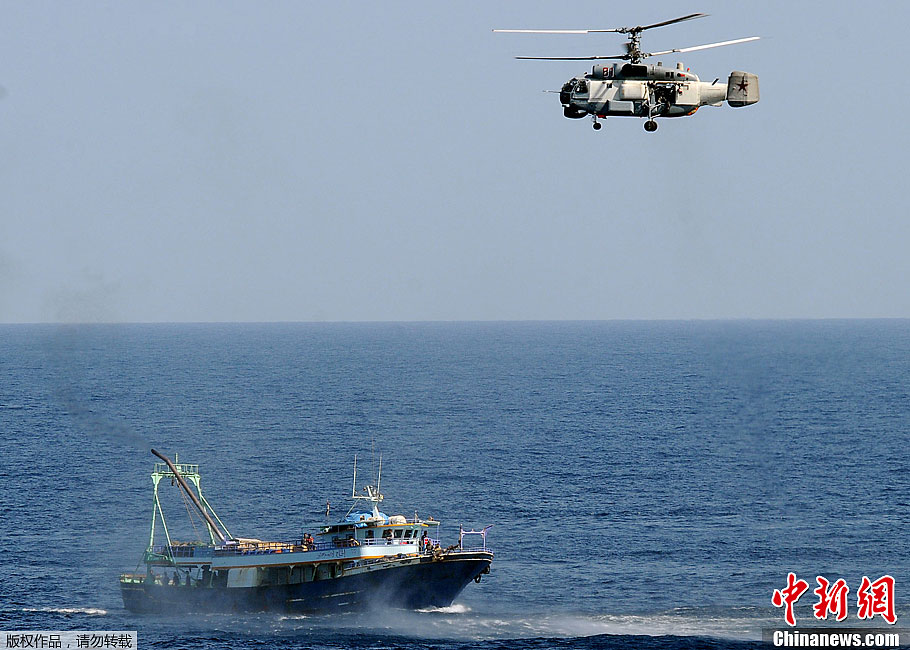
[2,321,910,649]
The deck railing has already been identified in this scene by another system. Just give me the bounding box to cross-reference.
[153,462,199,477]
[150,544,213,559]
[208,537,431,557]
[152,535,447,560]
[459,525,492,551]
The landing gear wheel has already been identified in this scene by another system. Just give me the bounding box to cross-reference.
[592,122,602,131]
[644,120,658,132]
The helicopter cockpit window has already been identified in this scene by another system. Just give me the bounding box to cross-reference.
[575,80,588,93]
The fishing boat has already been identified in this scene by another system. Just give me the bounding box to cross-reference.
[120,449,492,613]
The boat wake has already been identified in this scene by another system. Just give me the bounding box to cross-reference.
[275,605,771,642]
[416,604,471,614]
[21,607,108,616]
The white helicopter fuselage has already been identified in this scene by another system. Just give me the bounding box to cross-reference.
[561,61,758,123]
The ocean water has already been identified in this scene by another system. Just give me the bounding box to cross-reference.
[2,320,909,649]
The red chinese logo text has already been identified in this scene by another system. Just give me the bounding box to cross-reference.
[772,572,809,626]
[813,576,849,622]
[773,574,896,626]
[857,575,896,624]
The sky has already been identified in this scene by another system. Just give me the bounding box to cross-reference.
[1,1,908,323]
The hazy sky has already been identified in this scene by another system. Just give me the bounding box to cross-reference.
[1,1,908,323]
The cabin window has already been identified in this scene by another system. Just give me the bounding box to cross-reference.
[382,529,392,539]
[576,80,588,93]
[393,529,403,539]
[620,64,647,78]
[365,529,373,539]
[404,530,412,539]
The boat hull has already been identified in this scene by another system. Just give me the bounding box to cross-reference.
[121,552,492,614]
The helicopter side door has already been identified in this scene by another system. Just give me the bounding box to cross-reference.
[585,80,614,115]
[674,82,700,107]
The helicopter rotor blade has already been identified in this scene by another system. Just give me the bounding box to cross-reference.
[516,54,629,61]
[635,13,707,32]
[494,14,707,36]
[493,29,622,34]
[646,36,760,58]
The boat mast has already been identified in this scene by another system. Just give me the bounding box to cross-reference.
[151,449,228,544]
[352,455,358,499]
[350,454,384,519]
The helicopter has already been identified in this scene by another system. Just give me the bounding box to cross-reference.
[494,13,760,132]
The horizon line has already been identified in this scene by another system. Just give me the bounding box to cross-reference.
[2,317,909,326]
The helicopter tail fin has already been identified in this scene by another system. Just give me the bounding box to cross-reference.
[726,71,759,107]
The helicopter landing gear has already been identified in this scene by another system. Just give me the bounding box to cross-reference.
[643,94,658,132]
[592,116,602,130]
